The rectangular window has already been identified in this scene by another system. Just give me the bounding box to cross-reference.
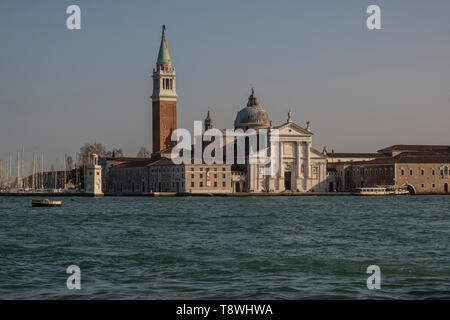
[222,182,226,187]
[214,182,217,187]
[200,182,203,187]
[191,182,194,187]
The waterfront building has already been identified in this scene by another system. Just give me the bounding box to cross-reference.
[106,158,233,194]
[327,145,450,194]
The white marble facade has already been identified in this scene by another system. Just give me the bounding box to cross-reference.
[248,114,327,193]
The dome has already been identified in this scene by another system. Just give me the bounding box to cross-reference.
[234,89,271,130]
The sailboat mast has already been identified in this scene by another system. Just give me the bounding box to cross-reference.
[17,150,20,189]
[41,153,44,190]
[32,153,35,190]
[21,145,24,189]
[63,154,66,190]
[9,153,12,187]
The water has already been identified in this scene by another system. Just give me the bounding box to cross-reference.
[0,195,449,299]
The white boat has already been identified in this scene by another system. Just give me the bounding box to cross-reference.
[32,199,62,207]
[354,185,410,196]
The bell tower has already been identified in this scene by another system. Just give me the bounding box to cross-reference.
[152,25,177,154]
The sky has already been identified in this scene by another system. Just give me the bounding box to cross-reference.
[0,0,449,171]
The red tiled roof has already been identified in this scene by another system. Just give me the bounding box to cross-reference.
[327,153,379,158]
[378,145,450,153]
[146,158,175,166]
[351,153,450,165]
[113,159,153,168]
[394,153,450,164]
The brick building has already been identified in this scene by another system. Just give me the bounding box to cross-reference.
[105,157,233,194]
[327,145,450,194]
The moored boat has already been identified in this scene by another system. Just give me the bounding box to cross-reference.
[32,199,62,207]
[354,187,388,195]
[353,185,410,196]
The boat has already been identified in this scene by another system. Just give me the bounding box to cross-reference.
[383,185,410,195]
[32,199,62,207]
[353,185,410,196]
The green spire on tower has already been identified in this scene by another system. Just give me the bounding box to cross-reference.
[157,25,172,65]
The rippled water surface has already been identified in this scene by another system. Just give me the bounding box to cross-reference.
[0,195,449,299]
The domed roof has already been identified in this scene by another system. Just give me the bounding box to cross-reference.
[234,89,271,129]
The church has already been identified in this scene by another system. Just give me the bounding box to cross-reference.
[103,26,327,194]
[233,89,327,192]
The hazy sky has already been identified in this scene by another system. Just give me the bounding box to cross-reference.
[1,0,449,169]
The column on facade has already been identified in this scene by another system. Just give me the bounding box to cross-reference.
[318,163,323,190]
[278,141,283,178]
[305,141,311,178]
[296,141,302,178]
[268,135,277,191]
[279,141,284,191]
[253,163,258,191]
[248,163,254,192]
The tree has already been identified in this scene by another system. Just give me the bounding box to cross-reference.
[105,148,124,158]
[80,142,107,165]
[137,147,151,158]
[79,143,124,164]
[66,156,74,170]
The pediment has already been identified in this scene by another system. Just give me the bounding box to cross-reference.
[274,121,313,137]
[311,147,326,159]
